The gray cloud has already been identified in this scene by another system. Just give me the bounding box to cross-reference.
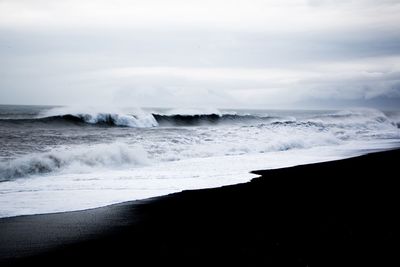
[0,0,400,109]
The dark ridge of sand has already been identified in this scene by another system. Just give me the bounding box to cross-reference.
[1,149,399,266]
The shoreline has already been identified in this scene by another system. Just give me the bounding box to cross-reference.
[1,149,399,266]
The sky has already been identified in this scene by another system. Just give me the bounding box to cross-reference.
[0,0,400,109]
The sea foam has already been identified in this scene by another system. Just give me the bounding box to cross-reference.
[38,106,158,127]
[0,143,150,181]
[0,107,399,218]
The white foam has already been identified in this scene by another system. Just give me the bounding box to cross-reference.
[0,108,399,218]
[306,108,391,126]
[0,146,353,218]
[39,106,158,127]
[0,143,150,180]
[3,109,399,178]
[160,107,223,116]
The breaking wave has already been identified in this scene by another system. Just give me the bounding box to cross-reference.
[0,107,398,129]
[0,143,150,181]
[0,106,158,127]
[43,113,158,127]
[152,114,288,126]
[39,106,159,127]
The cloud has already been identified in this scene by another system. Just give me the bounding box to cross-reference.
[0,0,399,109]
[3,56,398,108]
[1,0,399,32]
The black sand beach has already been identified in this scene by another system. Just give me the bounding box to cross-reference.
[1,149,399,266]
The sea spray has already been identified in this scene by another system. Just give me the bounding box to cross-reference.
[0,143,150,180]
[0,106,399,217]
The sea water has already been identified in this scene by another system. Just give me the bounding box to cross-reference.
[0,105,399,217]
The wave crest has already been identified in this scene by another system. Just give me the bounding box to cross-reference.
[0,143,150,180]
[62,113,158,127]
[38,107,158,127]
[0,107,398,129]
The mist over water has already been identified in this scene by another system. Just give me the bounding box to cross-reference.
[0,105,399,217]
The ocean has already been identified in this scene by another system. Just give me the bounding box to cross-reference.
[0,105,399,218]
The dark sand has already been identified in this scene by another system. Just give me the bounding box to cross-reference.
[1,149,399,266]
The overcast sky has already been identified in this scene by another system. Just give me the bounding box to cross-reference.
[1,0,400,109]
